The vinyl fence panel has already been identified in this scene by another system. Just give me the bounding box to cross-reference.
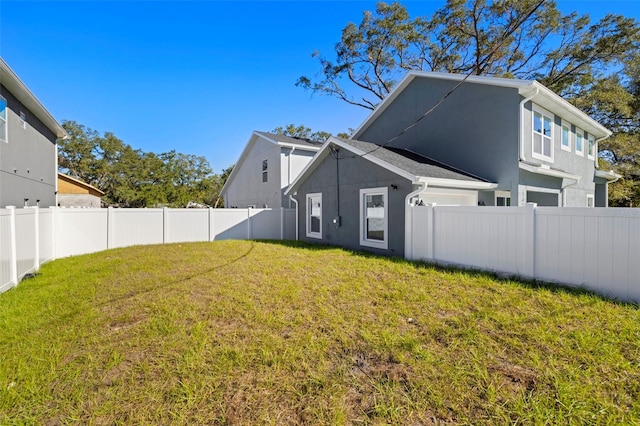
[55,209,108,258]
[165,209,209,243]
[111,208,164,248]
[15,208,37,279]
[39,209,54,264]
[212,209,251,240]
[0,209,14,292]
[249,209,283,240]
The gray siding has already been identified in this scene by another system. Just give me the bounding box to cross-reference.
[0,83,57,208]
[357,78,521,200]
[294,149,412,257]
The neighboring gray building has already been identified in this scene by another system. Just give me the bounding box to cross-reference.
[286,71,617,257]
[0,57,67,208]
[221,131,322,208]
[352,71,619,208]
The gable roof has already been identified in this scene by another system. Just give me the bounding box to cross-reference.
[352,71,611,140]
[58,172,105,195]
[286,137,497,195]
[0,57,68,139]
[220,130,323,197]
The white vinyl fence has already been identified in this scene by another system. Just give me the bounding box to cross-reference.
[406,203,640,303]
[0,207,295,293]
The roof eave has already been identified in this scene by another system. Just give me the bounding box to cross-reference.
[419,177,498,190]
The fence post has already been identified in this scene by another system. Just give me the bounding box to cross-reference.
[208,207,214,242]
[33,207,40,272]
[50,206,57,260]
[107,207,114,249]
[163,207,169,244]
[7,206,18,287]
[523,203,537,279]
[427,204,435,260]
[247,208,252,239]
[280,208,284,240]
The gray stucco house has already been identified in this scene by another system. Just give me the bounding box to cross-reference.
[0,58,67,208]
[285,71,617,257]
[221,131,322,208]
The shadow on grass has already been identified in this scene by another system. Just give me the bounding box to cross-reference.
[258,239,638,308]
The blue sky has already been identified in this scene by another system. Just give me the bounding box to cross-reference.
[1,1,638,172]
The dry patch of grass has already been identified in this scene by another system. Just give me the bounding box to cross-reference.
[1,240,639,424]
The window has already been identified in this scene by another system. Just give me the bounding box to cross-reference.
[306,193,322,239]
[587,135,596,160]
[359,187,388,250]
[575,128,584,156]
[561,120,571,151]
[533,108,553,161]
[262,159,268,183]
[0,95,6,143]
[495,191,511,206]
[19,111,26,129]
[587,194,594,208]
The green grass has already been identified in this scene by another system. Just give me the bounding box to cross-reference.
[1,240,639,424]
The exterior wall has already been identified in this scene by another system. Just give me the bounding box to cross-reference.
[293,151,412,257]
[357,78,521,201]
[0,83,57,208]
[280,148,316,208]
[58,194,102,208]
[594,179,608,207]
[521,101,597,207]
[224,137,282,208]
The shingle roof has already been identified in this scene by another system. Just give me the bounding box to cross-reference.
[254,131,324,148]
[340,138,487,182]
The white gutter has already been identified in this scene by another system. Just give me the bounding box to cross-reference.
[519,87,539,161]
[289,194,298,241]
[594,135,610,170]
[561,178,579,207]
[423,178,497,190]
[404,181,427,260]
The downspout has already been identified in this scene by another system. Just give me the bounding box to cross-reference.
[404,181,427,260]
[594,134,613,206]
[519,87,539,162]
[561,178,579,207]
[594,135,610,170]
[287,147,296,208]
[289,194,298,241]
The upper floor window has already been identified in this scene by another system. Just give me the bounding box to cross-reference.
[561,120,571,151]
[587,194,594,208]
[360,187,388,250]
[19,111,26,129]
[532,108,553,161]
[306,193,322,239]
[0,95,7,143]
[575,128,584,156]
[262,159,268,183]
[587,135,596,160]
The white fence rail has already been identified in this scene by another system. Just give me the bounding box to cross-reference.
[0,207,295,293]
[407,204,640,303]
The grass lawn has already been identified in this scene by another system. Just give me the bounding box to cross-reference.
[0,240,639,424]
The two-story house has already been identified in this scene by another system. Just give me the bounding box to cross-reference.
[0,58,68,208]
[285,71,617,256]
[221,131,322,208]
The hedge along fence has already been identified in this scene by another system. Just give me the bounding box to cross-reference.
[0,207,296,293]
[405,203,640,304]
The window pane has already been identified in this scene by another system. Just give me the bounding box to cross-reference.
[588,137,595,156]
[0,122,5,141]
[533,133,542,154]
[562,126,569,147]
[366,218,384,240]
[533,112,542,133]
[262,171,267,183]
[0,97,6,120]
[310,216,320,233]
[543,116,552,136]
[262,160,268,171]
[543,136,551,157]
[576,134,583,151]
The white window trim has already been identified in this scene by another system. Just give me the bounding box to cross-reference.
[306,193,322,239]
[0,94,7,143]
[560,120,572,152]
[587,135,596,160]
[587,194,594,208]
[359,187,388,250]
[575,127,584,157]
[495,190,511,207]
[532,106,554,162]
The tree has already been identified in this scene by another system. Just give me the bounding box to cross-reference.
[298,1,639,109]
[297,0,640,205]
[272,124,350,141]
[59,120,227,208]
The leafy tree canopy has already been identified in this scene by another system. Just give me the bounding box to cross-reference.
[272,124,351,141]
[59,120,231,208]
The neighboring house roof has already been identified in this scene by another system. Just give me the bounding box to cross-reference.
[0,57,68,139]
[352,71,611,141]
[286,137,497,195]
[57,173,105,196]
[221,130,323,197]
